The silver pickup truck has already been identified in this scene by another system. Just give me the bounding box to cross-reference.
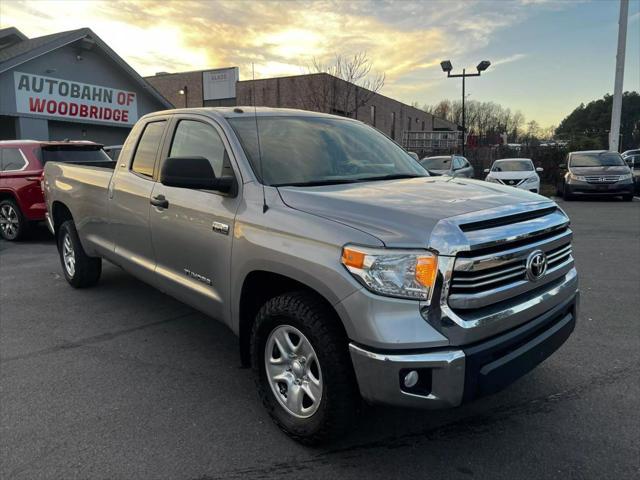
[43,107,579,444]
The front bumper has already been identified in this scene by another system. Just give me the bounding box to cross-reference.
[349,292,578,408]
[567,180,634,196]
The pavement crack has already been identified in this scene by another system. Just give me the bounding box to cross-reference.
[0,312,195,363]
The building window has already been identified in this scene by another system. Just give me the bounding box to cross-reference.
[391,112,396,140]
[407,117,412,131]
[370,105,376,127]
[422,120,425,131]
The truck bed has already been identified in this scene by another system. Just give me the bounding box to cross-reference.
[44,162,116,253]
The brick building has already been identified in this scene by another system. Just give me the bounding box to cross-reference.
[145,69,459,141]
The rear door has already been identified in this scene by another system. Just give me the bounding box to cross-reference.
[149,115,241,320]
[109,119,168,282]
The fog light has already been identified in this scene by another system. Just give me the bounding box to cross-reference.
[403,370,419,388]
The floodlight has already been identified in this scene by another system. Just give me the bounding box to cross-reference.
[476,60,491,72]
[440,60,453,73]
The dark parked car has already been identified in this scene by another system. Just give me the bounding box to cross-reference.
[419,155,474,178]
[556,150,634,201]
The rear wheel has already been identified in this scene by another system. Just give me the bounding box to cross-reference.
[622,194,633,202]
[251,292,359,445]
[57,220,102,288]
[0,199,27,241]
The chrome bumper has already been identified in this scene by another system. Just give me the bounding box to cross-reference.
[349,291,578,408]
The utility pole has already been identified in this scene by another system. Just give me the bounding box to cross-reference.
[609,0,629,152]
[462,69,466,156]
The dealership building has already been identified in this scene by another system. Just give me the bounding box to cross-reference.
[0,27,171,144]
[145,69,459,143]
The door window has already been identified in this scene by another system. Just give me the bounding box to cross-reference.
[131,121,166,178]
[1,148,27,171]
[453,157,464,170]
[169,120,227,178]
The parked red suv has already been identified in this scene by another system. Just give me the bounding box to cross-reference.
[0,140,113,240]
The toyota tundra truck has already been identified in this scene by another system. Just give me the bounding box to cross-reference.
[43,108,579,444]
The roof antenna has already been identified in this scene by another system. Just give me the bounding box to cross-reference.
[252,63,268,213]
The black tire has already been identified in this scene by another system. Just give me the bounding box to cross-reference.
[0,199,28,241]
[555,181,563,198]
[563,183,574,201]
[57,220,102,288]
[622,194,633,202]
[251,292,359,445]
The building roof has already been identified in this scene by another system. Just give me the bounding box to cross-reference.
[0,27,172,109]
[0,27,28,50]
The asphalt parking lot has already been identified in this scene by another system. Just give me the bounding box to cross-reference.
[1,198,639,480]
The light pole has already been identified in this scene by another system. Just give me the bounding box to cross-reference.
[178,85,188,108]
[440,60,491,156]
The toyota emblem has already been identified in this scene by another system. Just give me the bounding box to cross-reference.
[526,250,547,281]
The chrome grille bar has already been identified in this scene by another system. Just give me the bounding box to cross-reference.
[448,207,574,310]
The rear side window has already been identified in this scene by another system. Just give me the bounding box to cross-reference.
[1,148,27,171]
[131,121,166,177]
[169,120,226,177]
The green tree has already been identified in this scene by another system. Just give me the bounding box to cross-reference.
[555,91,640,151]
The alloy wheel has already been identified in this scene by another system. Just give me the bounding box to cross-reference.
[0,204,20,240]
[62,233,76,277]
[265,325,323,418]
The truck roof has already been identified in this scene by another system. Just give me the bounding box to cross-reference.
[142,106,351,122]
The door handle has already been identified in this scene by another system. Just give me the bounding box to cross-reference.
[150,194,169,209]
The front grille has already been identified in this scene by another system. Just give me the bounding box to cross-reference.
[498,178,524,186]
[585,175,619,184]
[448,208,574,311]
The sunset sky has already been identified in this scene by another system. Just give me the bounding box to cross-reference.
[1,0,638,127]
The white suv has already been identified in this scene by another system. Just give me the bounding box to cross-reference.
[484,158,542,193]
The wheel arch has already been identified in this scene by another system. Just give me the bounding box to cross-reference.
[50,201,74,235]
[237,270,348,367]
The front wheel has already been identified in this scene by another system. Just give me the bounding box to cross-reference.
[251,292,359,445]
[57,220,102,288]
[563,183,574,201]
[622,194,633,202]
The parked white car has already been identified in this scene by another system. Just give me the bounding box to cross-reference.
[484,158,543,194]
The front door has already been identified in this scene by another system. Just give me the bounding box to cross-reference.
[149,117,241,320]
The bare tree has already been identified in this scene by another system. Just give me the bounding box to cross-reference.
[301,52,385,118]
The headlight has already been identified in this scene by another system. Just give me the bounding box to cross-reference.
[570,173,586,181]
[618,173,632,181]
[524,176,538,184]
[341,246,437,300]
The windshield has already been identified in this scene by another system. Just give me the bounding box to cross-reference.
[492,160,533,172]
[421,156,451,170]
[42,146,112,164]
[569,152,625,168]
[228,116,426,186]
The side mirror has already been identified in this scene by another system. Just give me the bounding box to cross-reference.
[407,151,419,161]
[484,168,490,173]
[161,156,233,193]
[536,167,544,172]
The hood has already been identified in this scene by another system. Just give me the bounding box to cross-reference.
[489,171,537,180]
[278,177,545,248]
[569,165,630,175]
